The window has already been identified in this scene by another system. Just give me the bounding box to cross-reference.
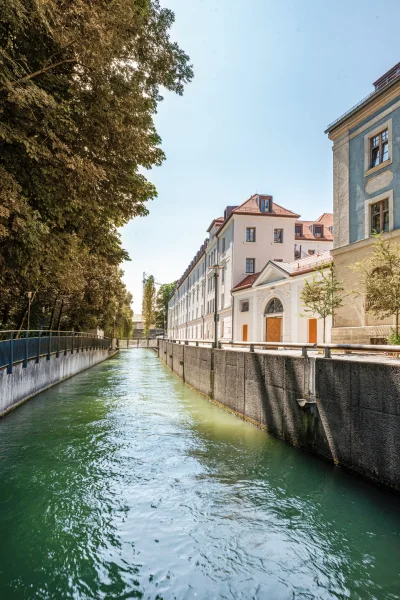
[265,298,283,314]
[259,197,270,212]
[295,244,302,259]
[222,237,226,253]
[313,225,323,238]
[246,227,256,242]
[274,229,283,243]
[370,198,389,234]
[370,128,389,168]
[221,266,225,284]
[295,224,302,237]
[240,300,249,312]
[245,258,255,273]
[308,249,315,255]
[221,293,224,308]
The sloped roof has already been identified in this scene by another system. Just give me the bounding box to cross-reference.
[233,251,332,292]
[232,195,300,218]
[316,213,333,224]
[295,213,333,241]
[271,250,332,277]
[232,272,261,291]
[207,216,224,232]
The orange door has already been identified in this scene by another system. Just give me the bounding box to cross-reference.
[266,318,282,342]
[242,324,248,342]
[308,318,317,343]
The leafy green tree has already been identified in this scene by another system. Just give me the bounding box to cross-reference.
[142,276,156,338]
[352,234,400,341]
[0,0,192,332]
[300,264,344,343]
[154,282,176,330]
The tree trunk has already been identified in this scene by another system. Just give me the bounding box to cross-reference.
[49,297,58,331]
[2,303,10,326]
[57,298,64,332]
[396,310,399,337]
[323,316,326,344]
[15,302,29,339]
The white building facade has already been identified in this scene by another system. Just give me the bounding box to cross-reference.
[168,193,333,342]
[232,252,333,344]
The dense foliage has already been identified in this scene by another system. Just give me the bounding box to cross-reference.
[154,281,176,329]
[353,234,400,340]
[0,0,192,334]
[142,275,155,337]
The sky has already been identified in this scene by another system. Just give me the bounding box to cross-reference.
[121,0,400,313]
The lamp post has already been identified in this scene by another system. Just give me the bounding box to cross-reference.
[209,264,224,348]
[27,291,33,331]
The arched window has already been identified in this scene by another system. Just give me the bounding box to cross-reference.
[265,298,283,314]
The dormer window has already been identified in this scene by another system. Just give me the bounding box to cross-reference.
[295,224,303,237]
[314,225,323,238]
[259,197,271,213]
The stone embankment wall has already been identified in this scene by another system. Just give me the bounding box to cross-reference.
[158,340,400,493]
[0,348,114,417]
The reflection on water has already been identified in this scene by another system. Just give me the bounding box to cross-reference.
[0,350,399,599]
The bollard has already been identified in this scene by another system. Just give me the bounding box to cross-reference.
[301,346,308,357]
[249,344,254,353]
[324,346,331,358]
[7,332,13,374]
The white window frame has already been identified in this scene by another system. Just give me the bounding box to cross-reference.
[364,189,394,239]
[245,258,255,274]
[245,227,256,242]
[364,118,392,177]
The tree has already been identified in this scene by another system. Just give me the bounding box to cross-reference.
[352,234,400,342]
[0,0,192,332]
[142,276,156,338]
[154,282,176,330]
[300,264,344,343]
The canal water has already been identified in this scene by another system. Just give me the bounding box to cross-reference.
[0,350,399,600]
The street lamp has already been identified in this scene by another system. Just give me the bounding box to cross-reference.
[27,291,33,331]
[209,264,224,348]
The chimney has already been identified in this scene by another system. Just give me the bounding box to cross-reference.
[224,205,238,220]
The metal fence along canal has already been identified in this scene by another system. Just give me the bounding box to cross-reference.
[0,349,399,599]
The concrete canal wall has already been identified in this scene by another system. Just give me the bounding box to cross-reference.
[158,340,400,493]
[0,348,114,417]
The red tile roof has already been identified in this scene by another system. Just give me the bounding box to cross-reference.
[232,195,300,218]
[207,216,224,232]
[295,213,333,241]
[232,272,261,291]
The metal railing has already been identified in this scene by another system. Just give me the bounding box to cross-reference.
[165,338,215,348]
[220,340,317,357]
[163,339,400,359]
[317,343,400,358]
[0,330,110,373]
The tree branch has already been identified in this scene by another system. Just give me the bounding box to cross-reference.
[2,58,78,90]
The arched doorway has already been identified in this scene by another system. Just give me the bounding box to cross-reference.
[264,298,283,343]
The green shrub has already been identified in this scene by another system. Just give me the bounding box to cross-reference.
[387,329,400,345]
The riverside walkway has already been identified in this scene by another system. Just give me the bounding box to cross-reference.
[0,349,399,599]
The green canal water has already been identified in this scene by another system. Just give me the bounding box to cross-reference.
[0,350,399,600]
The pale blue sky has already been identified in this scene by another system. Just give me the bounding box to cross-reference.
[121,0,399,312]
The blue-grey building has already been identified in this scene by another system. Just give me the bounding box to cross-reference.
[326,62,400,343]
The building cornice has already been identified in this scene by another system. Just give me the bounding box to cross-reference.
[326,80,400,141]
[333,228,400,257]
